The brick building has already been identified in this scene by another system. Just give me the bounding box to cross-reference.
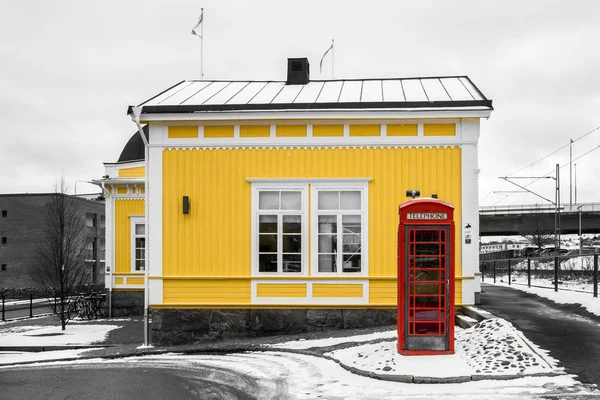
[0,194,105,289]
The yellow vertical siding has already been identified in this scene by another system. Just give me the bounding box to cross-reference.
[118,166,145,178]
[313,125,344,137]
[116,187,128,195]
[423,124,456,136]
[240,125,270,137]
[163,279,250,304]
[114,199,145,273]
[349,124,381,136]
[276,125,307,137]
[455,280,463,305]
[204,126,234,138]
[127,277,145,285]
[162,147,462,283]
[387,124,418,136]
[256,284,307,298]
[168,126,199,139]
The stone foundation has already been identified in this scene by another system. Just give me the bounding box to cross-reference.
[107,291,144,317]
[151,308,397,346]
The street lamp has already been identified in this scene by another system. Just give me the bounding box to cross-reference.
[578,204,583,255]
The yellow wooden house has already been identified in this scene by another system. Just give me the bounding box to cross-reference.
[99,59,493,341]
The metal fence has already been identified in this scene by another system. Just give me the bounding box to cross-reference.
[480,253,599,297]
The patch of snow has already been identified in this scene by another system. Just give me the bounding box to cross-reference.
[266,329,397,349]
[0,324,120,346]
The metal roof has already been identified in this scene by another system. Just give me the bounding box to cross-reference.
[132,76,492,114]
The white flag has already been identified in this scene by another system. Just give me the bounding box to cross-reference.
[191,11,203,37]
[320,41,334,73]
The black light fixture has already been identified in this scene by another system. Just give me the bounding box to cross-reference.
[406,190,421,199]
[432,194,438,199]
[183,196,190,214]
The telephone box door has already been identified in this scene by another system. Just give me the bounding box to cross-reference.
[404,226,450,351]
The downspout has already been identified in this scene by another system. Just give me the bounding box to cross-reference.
[130,106,150,347]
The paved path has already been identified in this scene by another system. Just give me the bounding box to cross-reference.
[479,283,600,386]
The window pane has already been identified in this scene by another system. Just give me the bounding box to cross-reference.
[259,254,277,272]
[135,260,145,271]
[282,215,301,233]
[318,254,337,272]
[416,244,440,255]
[259,191,279,210]
[342,215,361,234]
[340,191,361,210]
[136,249,145,259]
[135,224,145,235]
[259,234,277,252]
[342,254,361,272]
[282,254,301,273]
[136,238,145,249]
[259,215,278,233]
[281,191,301,210]
[318,215,337,233]
[416,230,440,242]
[318,235,337,253]
[342,243,361,253]
[283,235,301,253]
[318,191,339,210]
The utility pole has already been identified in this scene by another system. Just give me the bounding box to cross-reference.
[569,139,573,206]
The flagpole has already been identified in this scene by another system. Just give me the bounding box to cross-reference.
[331,39,335,79]
[201,7,204,79]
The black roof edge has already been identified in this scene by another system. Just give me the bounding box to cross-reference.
[138,99,493,114]
[178,75,472,84]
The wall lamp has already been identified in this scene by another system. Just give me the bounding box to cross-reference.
[183,196,190,214]
[406,190,421,199]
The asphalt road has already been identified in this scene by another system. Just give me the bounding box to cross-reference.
[0,362,262,400]
[479,283,600,386]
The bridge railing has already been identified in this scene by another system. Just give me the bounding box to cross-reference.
[480,253,599,298]
[479,202,600,216]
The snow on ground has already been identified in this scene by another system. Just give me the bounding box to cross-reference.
[266,329,397,349]
[0,323,120,346]
[489,281,600,317]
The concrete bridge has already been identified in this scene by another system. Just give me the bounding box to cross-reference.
[479,203,600,236]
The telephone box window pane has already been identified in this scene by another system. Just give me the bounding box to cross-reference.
[414,309,442,321]
[415,256,441,269]
[414,322,443,335]
[318,235,336,253]
[259,191,279,210]
[318,191,339,210]
[259,215,278,233]
[259,234,277,252]
[282,254,301,272]
[281,191,302,210]
[416,243,440,255]
[259,254,278,272]
[416,230,440,242]
[318,215,337,233]
[412,269,441,282]
[282,215,301,233]
[283,235,301,253]
[318,254,336,272]
[415,295,441,308]
[410,283,443,295]
[340,191,361,210]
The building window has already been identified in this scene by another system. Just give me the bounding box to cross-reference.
[1,237,6,244]
[130,217,145,272]
[312,184,367,275]
[1,264,6,271]
[1,210,6,217]
[253,185,307,274]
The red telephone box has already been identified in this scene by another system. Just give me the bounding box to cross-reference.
[397,199,455,355]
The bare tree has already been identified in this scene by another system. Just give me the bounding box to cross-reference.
[522,205,554,254]
[30,177,91,330]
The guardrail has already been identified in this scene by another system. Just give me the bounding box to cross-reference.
[479,202,600,216]
[480,253,599,297]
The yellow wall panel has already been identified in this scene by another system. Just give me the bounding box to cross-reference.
[423,124,456,136]
[240,125,270,138]
[313,284,363,298]
[127,277,145,285]
[387,124,417,136]
[455,280,463,304]
[164,279,250,304]
[118,166,145,178]
[313,125,344,137]
[204,126,234,138]
[369,280,397,304]
[276,125,307,137]
[257,284,307,298]
[168,126,199,139]
[115,278,124,284]
[162,147,462,285]
[349,124,380,136]
[116,187,128,195]
[114,199,144,273]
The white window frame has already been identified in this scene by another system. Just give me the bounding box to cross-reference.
[251,183,309,276]
[130,216,145,272]
[311,182,368,277]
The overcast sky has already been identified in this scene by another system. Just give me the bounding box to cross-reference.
[1,0,599,207]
